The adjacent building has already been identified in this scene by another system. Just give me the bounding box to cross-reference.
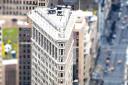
[0,0,59,16]
[2,59,17,85]
[28,6,76,85]
[73,10,98,85]
[18,21,31,85]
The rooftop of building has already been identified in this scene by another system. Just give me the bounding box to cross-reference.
[74,10,97,30]
[28,6,76,41]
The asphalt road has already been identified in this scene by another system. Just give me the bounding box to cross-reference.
[90,0,128,85]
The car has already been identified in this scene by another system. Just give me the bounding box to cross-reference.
[117,60,122,64]
[106,57,110,60]
[120,25,125,29]
[121,3,124,7]
[105,57,110,65]
[108,66,115,71]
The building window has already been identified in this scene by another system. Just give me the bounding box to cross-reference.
[27,66,30,69]
[23,66,26,69]
[60,57,63,62]
[61,66,63,70]
[61,49,64,55]
[41,35,43,47]
[76,48,79,56]
[27,77,30,80]
[27,44,30,48]
[33,1,37,5]
[23,1,25,4]
[61,44,63,47]
[52,45,54,57]
[44,37,46,49]
[84,54,87,58]
[60,80,63,84]
[23,50,26,53]
[27,55,30,58]
[55,48,57,59]
[29,7,31,10]
[59,43,64,47]
[39,3,45,6]
[20,1,22,4]
[33,7,35,9]
[23,44,26,48]
[23,71,26,75]
[26,6,28,10]
[26,1,29,4]
[76,39,79,46]
[30,1,32,4]
[49,42,51,55]
[46,39,48,52]
[35,30,38,41]
[23,55,26,58]
[27,49,30,53]
[60,73,63,77]
[76,32,79,35]
[19,7,21,10]
[59,49,64,55]
[84,42,86,47]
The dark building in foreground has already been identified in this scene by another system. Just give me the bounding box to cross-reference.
[18,26,31,85]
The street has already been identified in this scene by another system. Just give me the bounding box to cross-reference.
[90,0,128,85]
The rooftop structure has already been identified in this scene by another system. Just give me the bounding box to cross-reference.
[28,6,76,40]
